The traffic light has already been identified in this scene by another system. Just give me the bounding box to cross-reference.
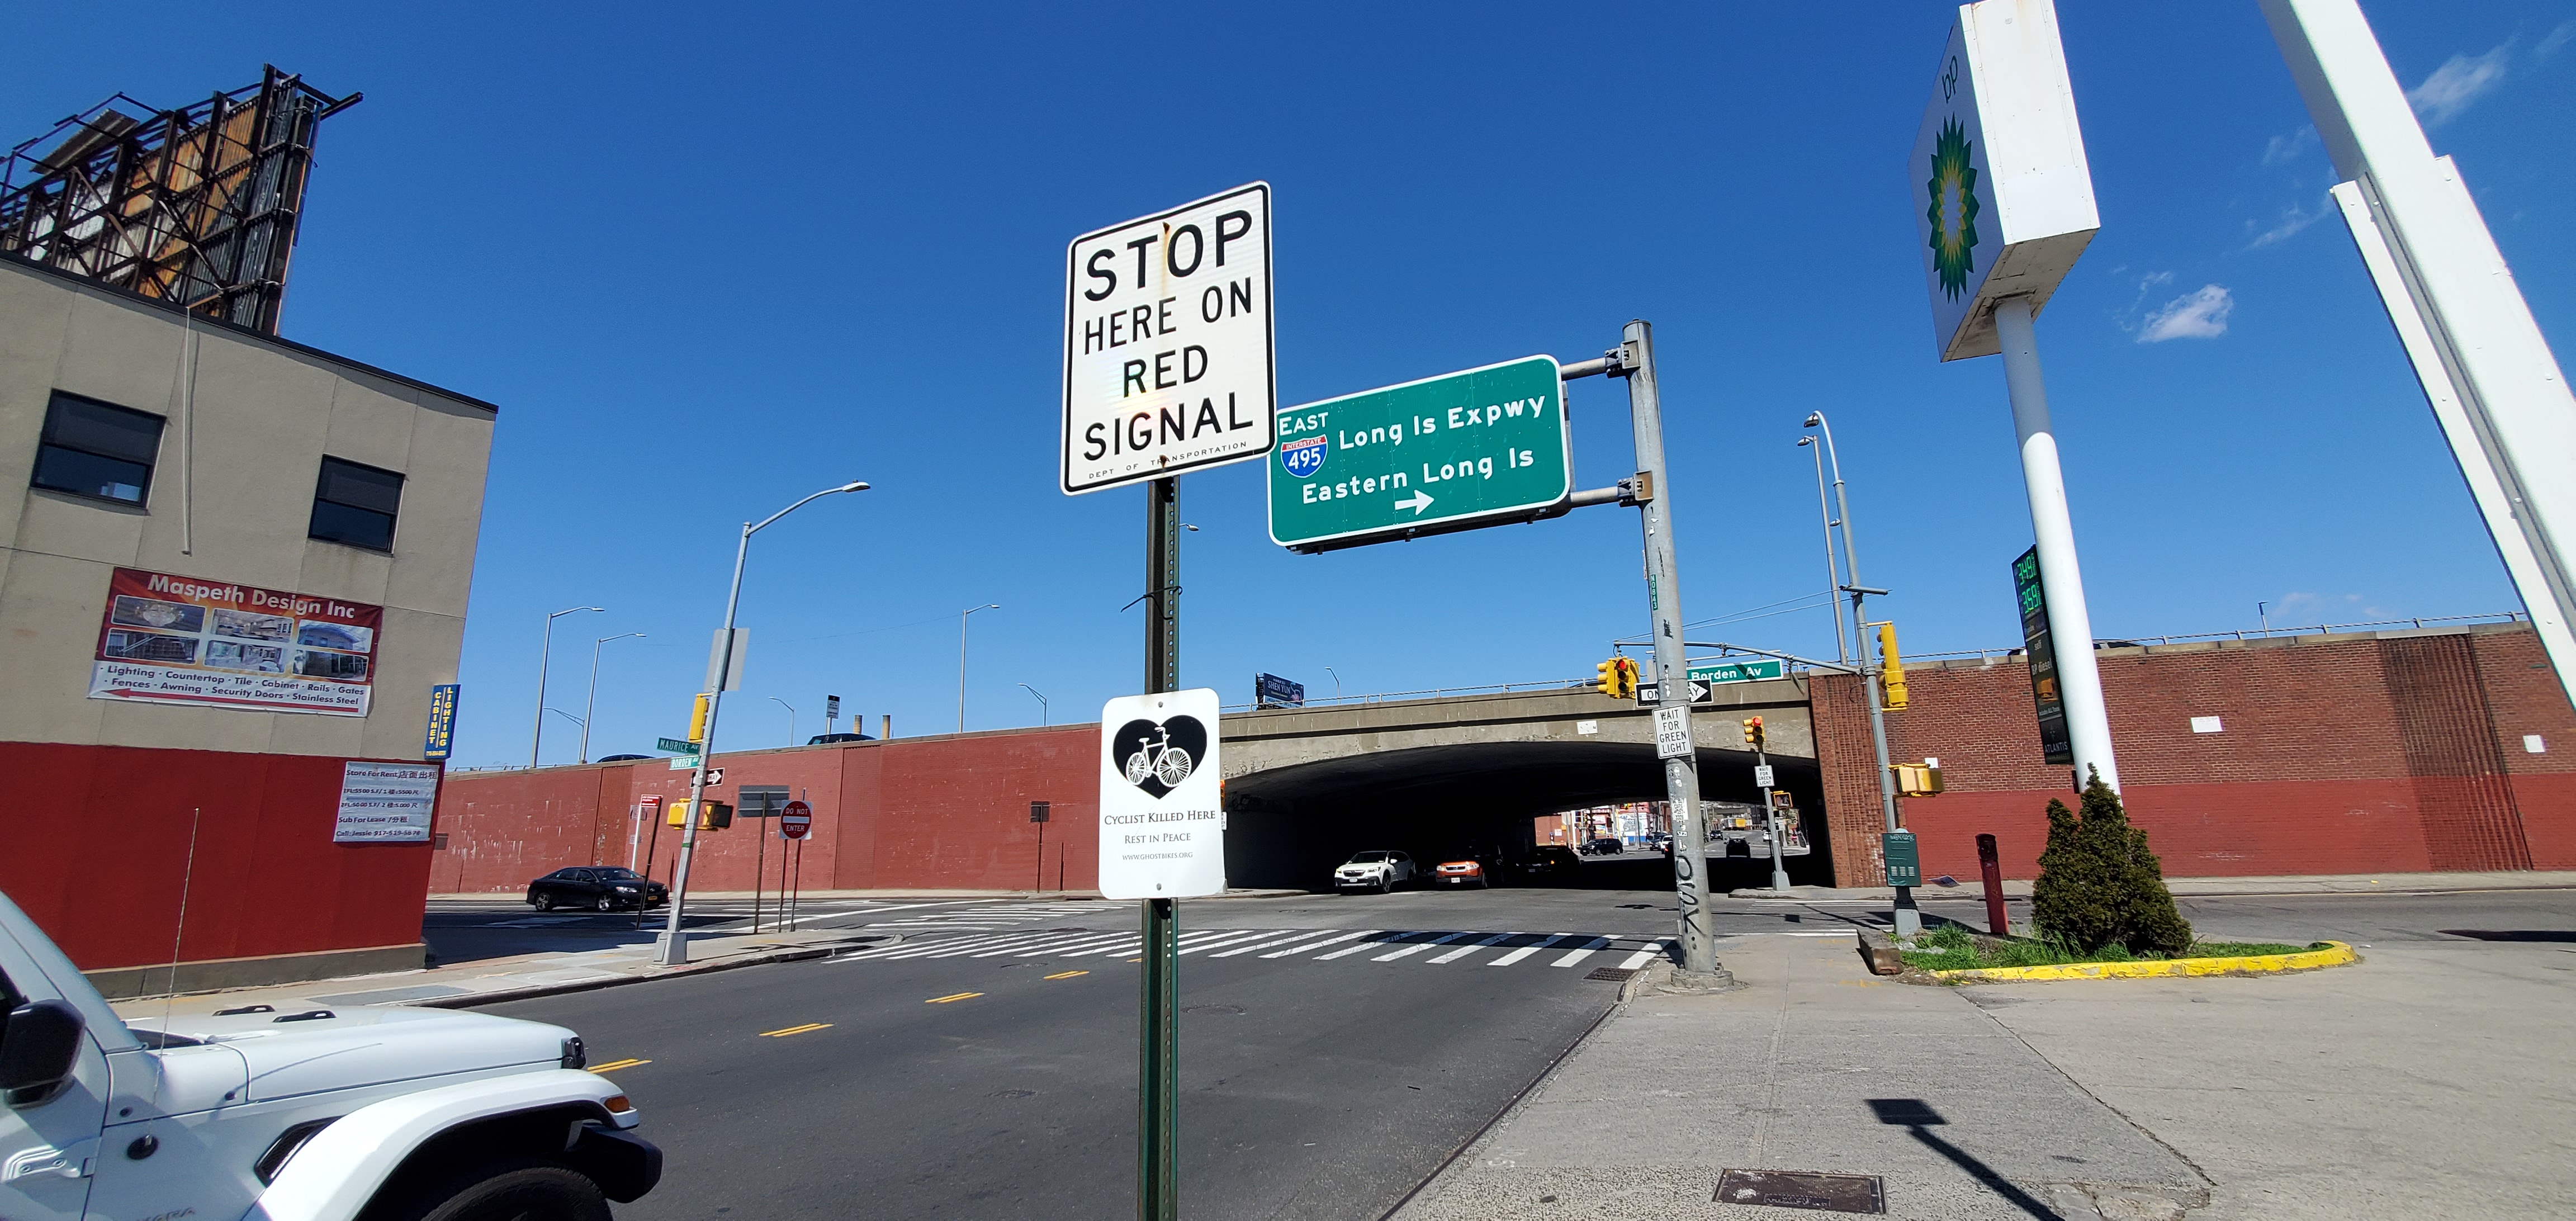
[666,800,735,830]
[1876,621,1908,711]
[1614,657,1637,699]
[1597,657,1638,699]
[688,693,711,742]
[1741,716,1765,749]
[1892,759,1945,797]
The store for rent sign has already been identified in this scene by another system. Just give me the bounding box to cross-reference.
[89,566,383,717]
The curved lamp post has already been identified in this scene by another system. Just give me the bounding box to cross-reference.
[532,606,603,767]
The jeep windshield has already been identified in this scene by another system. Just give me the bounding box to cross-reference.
[1343,852,1390,864]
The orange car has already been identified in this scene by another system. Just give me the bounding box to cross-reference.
[1431,858,1489,888]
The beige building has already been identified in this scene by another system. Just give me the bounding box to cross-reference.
[0,251,498,988]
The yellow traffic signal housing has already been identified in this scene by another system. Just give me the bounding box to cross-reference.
[1891,761,1944,797]
[1614,657,1637,699]
[1595,659,1617,697]
[1876,622,1908,710]
[666,799,735,830]
[1741,716,1765,749]
[688,693,711,742]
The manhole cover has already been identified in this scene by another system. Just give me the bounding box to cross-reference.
[1181,1004,1243,1015]
[1585,967,1637,982]
[1713,1170,1885,1213]
[988,1089,1035,1099]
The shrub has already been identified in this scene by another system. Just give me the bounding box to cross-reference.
[2030,769,2194,957]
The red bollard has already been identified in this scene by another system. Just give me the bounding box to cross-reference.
[1976,834,2009,936]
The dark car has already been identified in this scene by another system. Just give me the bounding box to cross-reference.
[806,732,873,745]
[1514,845,1584,883]
[526,866,668,911]
[597,753,652,762]
[1582,836,1625,856]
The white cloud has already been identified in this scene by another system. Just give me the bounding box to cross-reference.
[2138,285,2234,343]
[2247,195,2332,249]
[2538,20,2575,59]
[2262,126,2317,165]
[2408,41,2514,125]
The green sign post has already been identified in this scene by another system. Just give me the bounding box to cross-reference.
[1268,356,1570,553]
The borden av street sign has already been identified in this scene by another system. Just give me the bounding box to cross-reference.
[1062,183,1275,495]
[1269,355,1570,553]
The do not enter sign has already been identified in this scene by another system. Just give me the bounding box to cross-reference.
[780,800,812,840]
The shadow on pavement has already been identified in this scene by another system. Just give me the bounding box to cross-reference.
[1868,1098,2058,1221]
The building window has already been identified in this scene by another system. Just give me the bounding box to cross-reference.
[309,457,404,551]
[32,392,165,505]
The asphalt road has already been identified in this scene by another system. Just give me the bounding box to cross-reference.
[451,872,2576,1219]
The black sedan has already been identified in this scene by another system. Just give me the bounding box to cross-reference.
[526,867,668,911]
[1512,845,1585,883]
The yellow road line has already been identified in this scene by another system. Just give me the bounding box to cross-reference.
[1044,970,1089,981]
[926,992,984,1004]
[758,1023,834,1037]
[588,1058,650,1073]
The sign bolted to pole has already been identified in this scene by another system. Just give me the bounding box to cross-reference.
[780,799,811,840]
[1062,183,1276,496]
[1098,689,1225,898]
[1269,356,1571,552]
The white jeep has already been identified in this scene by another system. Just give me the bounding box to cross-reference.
[1333,850,1416,893]
[0,889,658,1220]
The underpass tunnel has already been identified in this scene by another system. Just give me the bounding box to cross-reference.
[1221,741,1835,891]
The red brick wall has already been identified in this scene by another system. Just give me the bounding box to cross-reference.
[1815,626,2576,886]
[432,726,1101,895]
[0,743,436,971]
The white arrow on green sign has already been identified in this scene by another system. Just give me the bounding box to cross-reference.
[1269,355,1571,553]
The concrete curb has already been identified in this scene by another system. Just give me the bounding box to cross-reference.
[1930,940,2359,983]
[417,941,878,1010]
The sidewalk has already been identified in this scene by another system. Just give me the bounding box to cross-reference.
[1727,868,2576,901]
[1394,929,2573,1219]
[106,925,878,1023]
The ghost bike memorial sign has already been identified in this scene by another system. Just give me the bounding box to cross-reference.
[1268,355,1573,552]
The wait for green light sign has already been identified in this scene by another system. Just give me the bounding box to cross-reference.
[1267,355,1571,553]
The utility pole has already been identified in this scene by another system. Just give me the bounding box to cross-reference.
[1807,413,1919,939]
[1599,320,1725,986]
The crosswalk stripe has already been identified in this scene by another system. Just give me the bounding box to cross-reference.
[1618,940,1677,969]
[1317,934,1408,961]
[1550,936,1613,967]
[1179,930,1282,955]
[1210,929,1343,958]
[873,931,1049,959]
[1427,933,1517,964]
[1373,931,1474,962]
[1265,930,1375,958]
[1013,933,1135,957]
[1062,938,1146,958]
[1489,934,1571,966]
[913,933,1060,958]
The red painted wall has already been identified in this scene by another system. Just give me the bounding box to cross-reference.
[432,726,1101,895]
[1815,626,2576,886]
[0,743,435,971]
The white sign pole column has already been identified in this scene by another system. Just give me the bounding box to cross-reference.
[1994,299,2120,792]
[1914,0,2119,794]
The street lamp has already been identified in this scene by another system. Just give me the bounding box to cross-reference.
[959,603,999,733]
[1803,411,1914,938]
[1796,437,1850,666]
[532,606,604,768]
[1324,666,1341,700]
[581,632,645,764]
[657,479,869,967]
[1017,682,1048,726]
[770,695,798,746]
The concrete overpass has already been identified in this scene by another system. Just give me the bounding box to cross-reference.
[1215,678,1831,888]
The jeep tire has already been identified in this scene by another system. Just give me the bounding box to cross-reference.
[387,1158,610,1221]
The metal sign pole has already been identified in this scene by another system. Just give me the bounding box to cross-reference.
[1139,474,1182,1221]
[1612,320,1725,986]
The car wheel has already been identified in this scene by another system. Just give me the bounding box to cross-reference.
[533,893,556,912]
[593,895,613,912]
[382,1157,610,1221]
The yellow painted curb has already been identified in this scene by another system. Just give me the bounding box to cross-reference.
[1931,941,2357,982]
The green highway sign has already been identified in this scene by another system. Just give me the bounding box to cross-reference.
[1268,355,1570,553]
[1690,659,1784,685]
[656,737,700,755]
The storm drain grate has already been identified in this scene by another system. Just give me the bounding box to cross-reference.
[1714,1170,1886,1213]
[1584,967,1637,982]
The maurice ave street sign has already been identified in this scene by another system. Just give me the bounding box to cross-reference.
[1268,355,1571,552]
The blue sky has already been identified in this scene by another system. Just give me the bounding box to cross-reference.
[10,2,2572,766]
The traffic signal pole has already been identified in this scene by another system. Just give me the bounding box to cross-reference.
[1596,320,1725,986]
[1138,474,1182,1221]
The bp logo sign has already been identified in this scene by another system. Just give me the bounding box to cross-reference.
[1925,116,1981,301]
[1279,435,1327,479]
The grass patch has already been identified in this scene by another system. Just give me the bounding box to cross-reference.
[1897,924,2324,972]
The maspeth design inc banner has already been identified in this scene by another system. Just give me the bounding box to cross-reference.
[89,567,382,717]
